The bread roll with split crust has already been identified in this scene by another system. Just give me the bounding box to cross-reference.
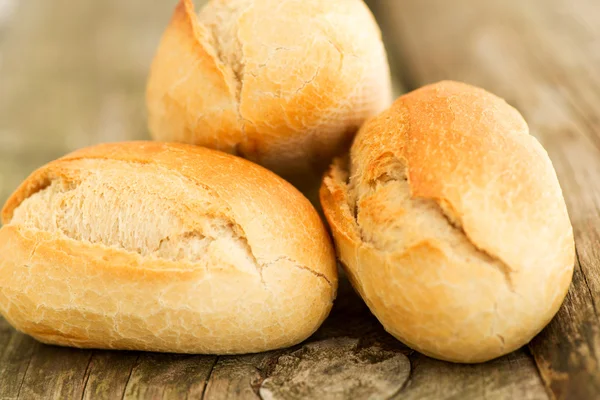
[146,0,392,177]
[0,142,337,354]
[320,81,574,363]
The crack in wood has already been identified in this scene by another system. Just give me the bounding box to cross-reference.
[200,356,219,400]
[576,247,599,318]
[15,341,37,400]
[524,347,554,400]
[79,351,94,400]
[120,353,140,400]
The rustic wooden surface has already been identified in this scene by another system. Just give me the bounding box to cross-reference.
[0,0,596,398]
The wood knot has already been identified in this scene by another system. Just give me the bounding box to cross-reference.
[259,337,410,400]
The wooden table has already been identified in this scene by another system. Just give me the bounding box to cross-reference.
[0,0,598,398]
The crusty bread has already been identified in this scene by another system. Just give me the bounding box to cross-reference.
[146,0,392,177]
[0,142,337,354]
[320,81,575,363]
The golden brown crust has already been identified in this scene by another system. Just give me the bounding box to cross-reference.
[0,142,337,353]
[146,0,392,176]
[321,81,575,363]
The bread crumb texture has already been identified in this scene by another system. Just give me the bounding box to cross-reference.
[0,142,337,354]
[146,0,392,175]
[320,81,575,363]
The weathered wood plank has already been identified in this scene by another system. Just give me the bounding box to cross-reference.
[17,345,92,399]
[0,330,38,399]
[121,353,217,399]
[398,351,547,400]
[80,352,139,400]
[203,354,266,400]
[372,0,600,398]
[259,337,410,400]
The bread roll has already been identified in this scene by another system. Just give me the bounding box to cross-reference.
[320,81,574,363]
[146,0,392,177]
[0,142,337,354]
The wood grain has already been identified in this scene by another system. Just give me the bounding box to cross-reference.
[372,0,600,398]
[398,351,547,400]
[80,352,139,400]
[0,320,38,399]
[203,354,266,400]
[17,345,92,399]
[259,337,410,400]
[121,353,217,399]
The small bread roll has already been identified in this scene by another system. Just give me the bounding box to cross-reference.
[320,81,574,363]
[146,0,392,177]
[0,142,337,354]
